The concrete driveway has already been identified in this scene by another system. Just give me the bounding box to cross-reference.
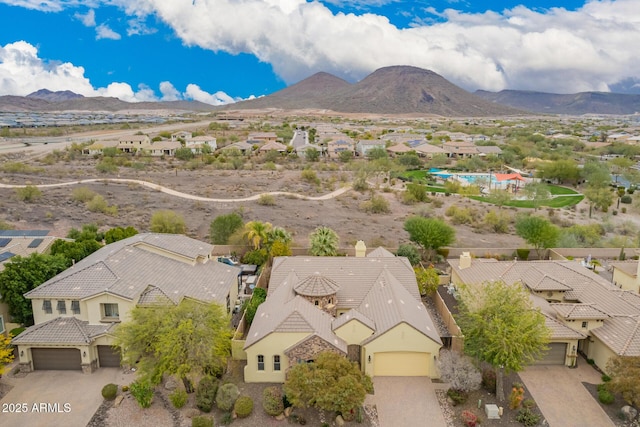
[519,364,615,427]
[0,367,130,427]
[366,377,448,427]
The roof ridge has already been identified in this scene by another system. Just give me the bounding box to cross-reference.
[68,317,91,343]
[620,316,640,355]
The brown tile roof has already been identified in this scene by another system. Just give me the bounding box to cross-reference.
[12,317,113,345]
[611,261,638,278]
[551,303,610,320]
[293,273,340,297]
[367,247,395,258]
[543,314,587,340]
[332,308,375,331]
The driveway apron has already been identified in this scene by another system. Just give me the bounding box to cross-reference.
[366,377,448,427]
[519,364,614,427]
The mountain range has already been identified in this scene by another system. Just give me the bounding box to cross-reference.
[0,66,639,116]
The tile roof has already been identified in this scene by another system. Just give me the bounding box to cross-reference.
[245,256,441,350]
[293,273,340,297]
[25,234,240,306]
[449,258,640,356]
[367,247,395,258]
[12,317,113,345]
[611,261,637,277]
[0,235,58,272]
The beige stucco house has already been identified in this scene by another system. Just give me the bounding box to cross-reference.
[611,261,640,293]
[448,254,640,373]
[243,247,443,383]
[13,234,241,373]
[118,134,152,153]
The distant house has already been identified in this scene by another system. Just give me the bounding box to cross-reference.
[248,132,278,143]
[476,145,503,156]
[222,141,254,155]
[326,139,354,158]
[413,143,447,159]
[171,131,193,141]
[243,246,442,383]
[149,140,181,157]
[442,141,478,158]
[118,135,152,153]
[386,143,414,156]
[13,234,241,373]
[0,230,58,337]
[82,140,119,155]
[356,140,386,157]
[295,143,325,159]
[611,261,640,293]
[258,141,287,153]
[186,136,217,153]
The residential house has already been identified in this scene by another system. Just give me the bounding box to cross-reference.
[221,141,254,155]
[356,140,386,157]
[611,261,640,293]
[295,143,325,159]
[13,234,241,373]
[117,135,152,153]
[243,245,442,383]
[82,140,119,155]
[248,132,278,143]
[171,131,193,141]
[258,141,287,153]
[413,143,447,159]
[326,139,354,158]
[386,143,414,157]
[447,254,640,372]
[441,141,479,158]
[186,136,217,153]
[149,140,181,157]
[476,145,503,156]
[0,230,58,337]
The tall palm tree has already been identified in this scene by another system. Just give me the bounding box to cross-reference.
[309,226,339,256]
[266,227,292,248]
[243,221,273,250]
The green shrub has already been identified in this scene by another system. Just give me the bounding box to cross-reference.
[396,244,421,266]
[601,374,612,383]
[234,395,254,418]
[522,398,536,409]
[360,194,390,214]
[196,376,218,413]
[101,383,118,400]
[516,248,530,260]
[130,380,154,408]
[15,185,42,202]
[216,383,240,412]
[262,386,284,416]
[122,385,129,392]
[257,194,276,206]
[621,195,632,204]
[169,389,188,409]
[9,327,25,337]
[192,415,214,427]
[446,388,468,405]
[598,388,615,404]
[72,187,97,202]
[516,407,541,426]
[241,248,268,265]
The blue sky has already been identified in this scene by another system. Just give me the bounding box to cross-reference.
[0,1,638,104]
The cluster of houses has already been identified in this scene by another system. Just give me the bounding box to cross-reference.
[3,230,640,384]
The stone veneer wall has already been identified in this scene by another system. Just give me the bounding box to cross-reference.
[300,293,337,317]
[284,335,343,368]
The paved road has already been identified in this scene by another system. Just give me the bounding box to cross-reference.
[519,364,615,427]
[366,377,449,427]
[0,178,352,202]
[0,367,130,427]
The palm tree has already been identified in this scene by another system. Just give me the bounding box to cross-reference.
[266,227,292,247]
[309,226,339,256]
[243,221,272,250]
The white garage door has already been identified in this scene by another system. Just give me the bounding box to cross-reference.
[373,352,430,376]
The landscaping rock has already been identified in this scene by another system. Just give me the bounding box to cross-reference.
[335,415,345,426]
[114,395,124,407]
[184,408,200,419]
[622,405,638,421]
[164,378,178,391]
[275,413,285,421]
[284,407,292,417]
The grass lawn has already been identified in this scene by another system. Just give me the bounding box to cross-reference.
[546,185,580,195]
[469,194,584,208]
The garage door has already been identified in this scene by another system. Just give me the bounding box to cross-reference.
[31,348,81,371]
[98,345,121,368]
[536,343,567,365]
[373,352,430,376]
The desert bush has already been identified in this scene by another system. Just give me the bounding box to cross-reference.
[96,158,118,173]
[352,176,369,192]
[516,248,530,260]
[262,386,284,416]
[196,376,219,413]
[234,395,254,418]
[192,415,214,427]
[482,368,497,393]
[598,388,615,404]
[396,244,421,266]
[72,187,97,202]
[447,388,469,406]
[621,195,632,204]
[516,407,541,426]
[301,168,320,185]
[522,398,536,409]
[15,185,42,202]
[461,409,478,427]
[169,389,188,409]
[86,195,118,216]
[241,248,268,266]
[216,383,240,412]
[406,183,429,202]
[438,350,481,392]
[360,194,390,213]
[257,194,276,206]
[101,383,118,400]
[130,380,154,408]
[484,209,510,233]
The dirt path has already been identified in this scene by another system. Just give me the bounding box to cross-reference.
[0,178,352,202]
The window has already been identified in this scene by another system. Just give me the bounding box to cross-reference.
[57,300,66,314]
[273,355,281,371]
[582,321,588,329]
[71,300,80,315]
[257,355,265,371]
[42,300,52,314]
[102,303,119,320]
[0,315,4,334]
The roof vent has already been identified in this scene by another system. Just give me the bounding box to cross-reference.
[355,240,366,258]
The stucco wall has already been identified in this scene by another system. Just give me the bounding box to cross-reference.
[334,320,374,345]
[612,269,638,292]
[31,298,89,325]
[588,336,617,375]
[85,294,135,324]
[244,332,310,383]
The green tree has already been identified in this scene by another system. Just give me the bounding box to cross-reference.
[537,159,580,185]
[367,147,388,160]
[487,190,513,209]
[283,351,373,417]
[522,182,551,211]
[606,356,640,407]
[243,221,273,250]
[150,210,186,234]
[515,215,559,258]
[265,227,292,257]
[175,147,195,161]
[104,226,138,244]
[395,243,421,266]
[114,300,232,385]
[0,334,15,375]
[309,226,339,256]
[0,253,70,325]
[403,216,455,260]
[209,213,244,245]
[414,266,440,296]
[304,147,320,162]
[583,186,614,218]
[455,280,550,402]
[50,239,102,263]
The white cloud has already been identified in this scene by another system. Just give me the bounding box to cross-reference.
[95,23,121,40]
[74,9,96,27]
[126,17,157,36]
[98,0,639,94]
[0,41,237,105]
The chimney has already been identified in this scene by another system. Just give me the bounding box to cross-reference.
[459,252,472,270]
[355,240,367,258]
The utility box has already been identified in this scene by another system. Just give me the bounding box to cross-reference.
[485,404,500,419]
